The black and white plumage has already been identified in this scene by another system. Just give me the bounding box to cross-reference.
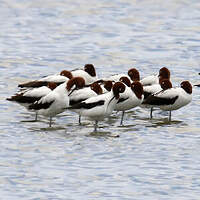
[69,82,102,106]
[18,70,73,88]
[69,80,103,124]
[114,77,143,125]
[28,80,72,127]
[93,79,114,93]
[69,82,126,131]
[140,67,170,86]
[71,64,98,85]
[6,82,57,121]
[102,68,140,82]
[142,79,173,118]
[143,80,192,121]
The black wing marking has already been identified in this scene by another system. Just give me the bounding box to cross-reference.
[70,68,81,72]
[7,93,41,104]
[143,95,178,106]
[143,91,152,100]
[18,81,63,88]
[18,81,49,88]
[69,98,87,106]
[117,97,129,104]
[69,100,105,109]
[29,100,54,110]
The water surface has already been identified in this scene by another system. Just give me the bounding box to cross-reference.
[1,0,200,199]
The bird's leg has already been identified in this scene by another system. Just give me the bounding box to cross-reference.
[94,120,98,132]
[49,117,52,127]
[35,113,38,121]
[79,115,81,125]
[150,107,153,119]
[169,111,171,121]
[120,111,125,126]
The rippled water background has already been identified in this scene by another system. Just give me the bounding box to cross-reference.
[1,0,200,199]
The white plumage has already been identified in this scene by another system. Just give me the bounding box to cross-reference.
[29,82,70,127]
[143,81,192,120]
[114,78,144,125]
[69,82,126,131]
[140,67,170,86]
[71,64,98,85]
[18,70,72,88]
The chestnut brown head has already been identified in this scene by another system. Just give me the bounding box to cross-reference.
[119,76,131,87]
[103,80,113,92]
[160,79,172,90]
[60,70,73,79]
[181,81,192,94]
[66,77,85,91]
[128,68,140,81]
[84,64,96,77]
[159,67,170,79]
[158,75,170,85]
[131,81,143,99]
[112,82,126,99]
[47,82,57,90]
[90,82,103,95]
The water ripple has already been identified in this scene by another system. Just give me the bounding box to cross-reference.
[1,0,200,199]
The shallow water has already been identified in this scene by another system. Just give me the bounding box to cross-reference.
[1,0,200,199]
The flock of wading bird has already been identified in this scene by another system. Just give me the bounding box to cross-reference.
[7,64,196,131]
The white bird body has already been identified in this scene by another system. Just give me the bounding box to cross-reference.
[143,83,162,96]
[140,75,159,86]
[71,64,98,85]
[68,85,101,124]
[7,82,58,121]
[23,86,52,98]
[33,83,69,117]
[71,70,98,85]
[18,70,72,88]
[28,82,69,126]
[105,74,128,82]
[71,92,116,121]
[114,80,144,125]
[152,87,192,111]
[140,67,170,86]
[38,75,69,83]
[143,81,192,120]
[115,86,143,111]
[8,86,52,109]
[69,86,99,106]
[140,84,162,109]
[69,82,126,131]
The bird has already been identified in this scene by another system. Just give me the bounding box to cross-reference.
[140,67,170,86]
[6,82,57,121]
[71,64,98,85]
[93,79,114,93]
[69,79,103,124]
[69,82,103,106]
[142,76,171,102]
[69,82,126,131]
[143,80,192,121]
[142,79,173,118]
[102,68,140,82]
[28,78,84,127]
[115,77,144,125]
[18,70,73,88]
[101,80,114,93]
